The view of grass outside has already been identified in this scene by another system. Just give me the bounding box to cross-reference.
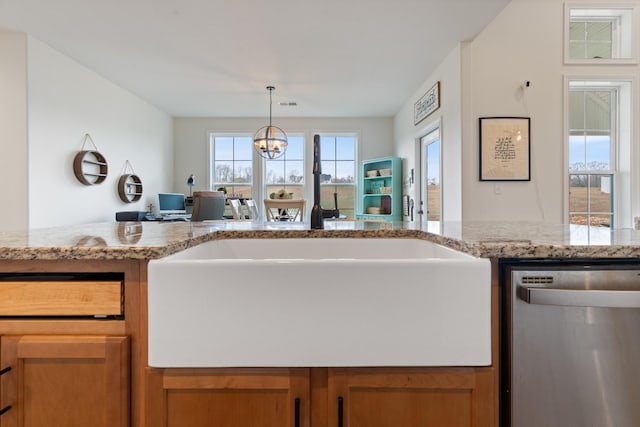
[427,184,440,221]
[569,174,613,227]
[568,86,614,228]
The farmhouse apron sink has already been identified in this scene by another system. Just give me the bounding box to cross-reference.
[148,238,491,367]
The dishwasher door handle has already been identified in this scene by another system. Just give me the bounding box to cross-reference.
[518,287,640,308]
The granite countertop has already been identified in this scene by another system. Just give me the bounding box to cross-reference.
[1,220,640,261]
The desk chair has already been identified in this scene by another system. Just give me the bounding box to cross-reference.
[191,191,225,221]
[228,198,244,220]
[264,199,306,222]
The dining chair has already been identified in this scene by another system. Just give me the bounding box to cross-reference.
[244,199,259,220]
[227,198,244,220]
[191,191,225,221]
[263,199,306,222]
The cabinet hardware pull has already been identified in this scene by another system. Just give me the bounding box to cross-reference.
[338,396,344,427]
[0,405,11,416]
[294,397,300,427]
[0,367,10,376]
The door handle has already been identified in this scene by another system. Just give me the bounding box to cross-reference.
[519,287,640,308]
[294,398,300,427]
[337,396,344,427]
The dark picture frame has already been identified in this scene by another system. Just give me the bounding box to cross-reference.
[479,117,531,181]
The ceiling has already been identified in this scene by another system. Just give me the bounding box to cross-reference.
[0,0,510,118]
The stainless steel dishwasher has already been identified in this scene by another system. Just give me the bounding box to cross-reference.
[502,261,640,427]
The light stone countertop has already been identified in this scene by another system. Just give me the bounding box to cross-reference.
[0,220,639,261]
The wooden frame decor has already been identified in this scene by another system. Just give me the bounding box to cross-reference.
[479,117,530,181]
[414,81,440,125]
[73,133,108,185]
[117,160,143,203]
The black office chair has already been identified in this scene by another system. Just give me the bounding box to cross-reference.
[191,191,225,221]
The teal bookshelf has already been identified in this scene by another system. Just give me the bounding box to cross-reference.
[357,156,402,222]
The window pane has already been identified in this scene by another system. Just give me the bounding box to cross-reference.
[585,135,610,169]
[569,22,585,40]
[589,214,612,227]
[285,136,304,160]
[335,161,355,182]
[587,22,612,42]
[427,141,441,221]
[588,175,612,213]
[215,137,234,160]
[265,162,285,184]
[585,91,611,131]
[285,161,304,184]
[233,161,252,183]
[335,136,355,160]
[568,91,585,130]
[321,185,355,219]
[214,161,233,183]
[569,136,586,170]
[320,137,336,160]
[320,161,335,183]
[569,213,588,226]
[569,174,588,213]
[234,137,254,160]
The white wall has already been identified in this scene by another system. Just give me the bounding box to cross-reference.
[27,36,174,228]
[394,45,463,223]
[461,0,566,223]
[396,0,640,225]
[0,32,28,232]
[173,117,393,202]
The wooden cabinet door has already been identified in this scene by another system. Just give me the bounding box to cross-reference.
[146,368,310,427]
[0,335,129,427]
[327,367,494,427]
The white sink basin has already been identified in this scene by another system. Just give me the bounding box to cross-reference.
[148,238,491,368]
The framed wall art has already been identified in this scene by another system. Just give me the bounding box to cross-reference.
[414,81,440,125]
[479,117,530,181]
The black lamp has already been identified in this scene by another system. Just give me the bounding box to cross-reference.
[186,174,195,197]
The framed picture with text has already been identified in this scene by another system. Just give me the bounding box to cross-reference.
[479,117,530,181]
[414,81,440,125]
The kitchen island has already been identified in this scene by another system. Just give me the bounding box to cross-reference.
[0,220,639,427]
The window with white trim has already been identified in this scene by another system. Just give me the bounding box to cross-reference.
[319,134,357,219]
[565,5,637,63]
[265,135,305,199]
[567,80,632,228]
[211,134,253,198]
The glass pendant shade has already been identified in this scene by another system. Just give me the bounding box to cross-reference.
[254,86,287,159]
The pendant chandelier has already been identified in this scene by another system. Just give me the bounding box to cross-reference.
[254,86,288,159]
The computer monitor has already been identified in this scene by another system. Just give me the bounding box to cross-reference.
[158,193,186,215]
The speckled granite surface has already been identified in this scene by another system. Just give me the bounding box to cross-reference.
[0,220,639,260]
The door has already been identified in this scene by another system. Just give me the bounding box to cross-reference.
[0,335,129,427]
[328,367,493,427]
[418,128,441,231]
[146,368,310,427]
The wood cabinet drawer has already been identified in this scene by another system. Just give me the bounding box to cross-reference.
[0,281,123,316]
